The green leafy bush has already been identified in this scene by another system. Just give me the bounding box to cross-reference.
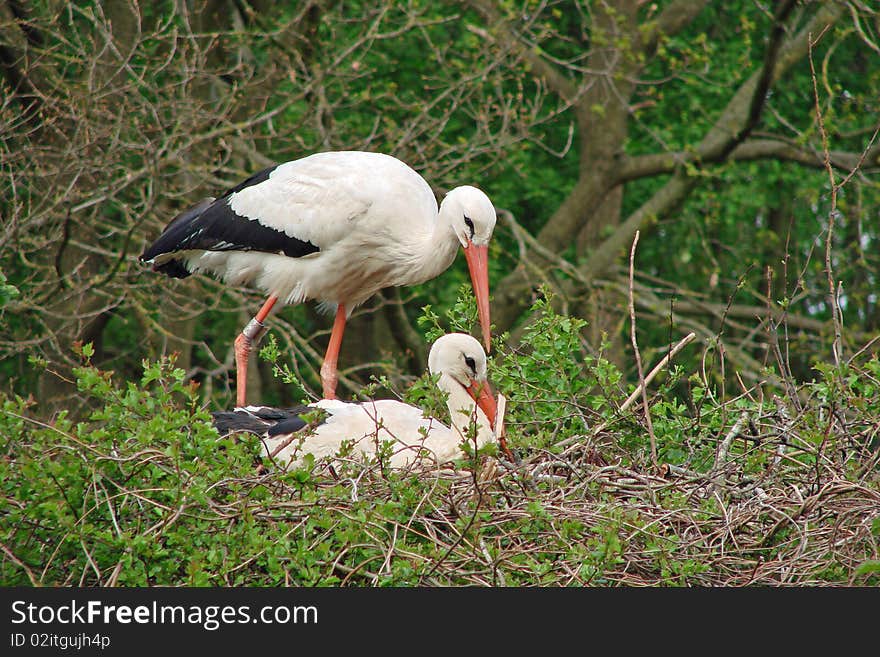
[2,296,878,586]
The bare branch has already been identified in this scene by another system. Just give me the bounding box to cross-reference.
[628,231,657,468]
[616,138,880,183]
[467,0,579,103]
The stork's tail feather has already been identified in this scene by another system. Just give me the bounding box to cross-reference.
[139,197,216,277]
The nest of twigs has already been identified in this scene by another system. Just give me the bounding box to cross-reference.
[205,399,879,587]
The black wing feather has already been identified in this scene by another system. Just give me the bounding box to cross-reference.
[140,165,319,278]
[212,405,313,438]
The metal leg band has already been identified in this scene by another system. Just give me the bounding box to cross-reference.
[242,318,268,343]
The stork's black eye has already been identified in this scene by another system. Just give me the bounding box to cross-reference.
[464,216,475,239]
[464,356,476,373]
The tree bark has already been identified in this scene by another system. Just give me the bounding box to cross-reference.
[487,1,845,341]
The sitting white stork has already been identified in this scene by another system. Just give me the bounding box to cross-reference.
[140,151,496,403]
[212,333,499,469]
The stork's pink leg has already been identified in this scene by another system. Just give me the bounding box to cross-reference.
[320,303,346,400]
[234,295,278,406]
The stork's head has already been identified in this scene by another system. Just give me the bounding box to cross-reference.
[428,332,496,430]
[442,186,496,250]
[440,186,496,353]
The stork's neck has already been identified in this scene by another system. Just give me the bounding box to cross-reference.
[438,373,495,451]
[399,208,459,285]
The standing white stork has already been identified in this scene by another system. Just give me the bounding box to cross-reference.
[140,151,496,404]
[212,333,498,469]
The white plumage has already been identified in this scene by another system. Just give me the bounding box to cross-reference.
[213,333,498,470]
[141,151,497,404]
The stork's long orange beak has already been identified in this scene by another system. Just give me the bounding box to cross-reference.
[463,241,491,352]
[466,379,497,430]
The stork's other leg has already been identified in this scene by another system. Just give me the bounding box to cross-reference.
[234,295,278,406]
[320,303,346,400]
